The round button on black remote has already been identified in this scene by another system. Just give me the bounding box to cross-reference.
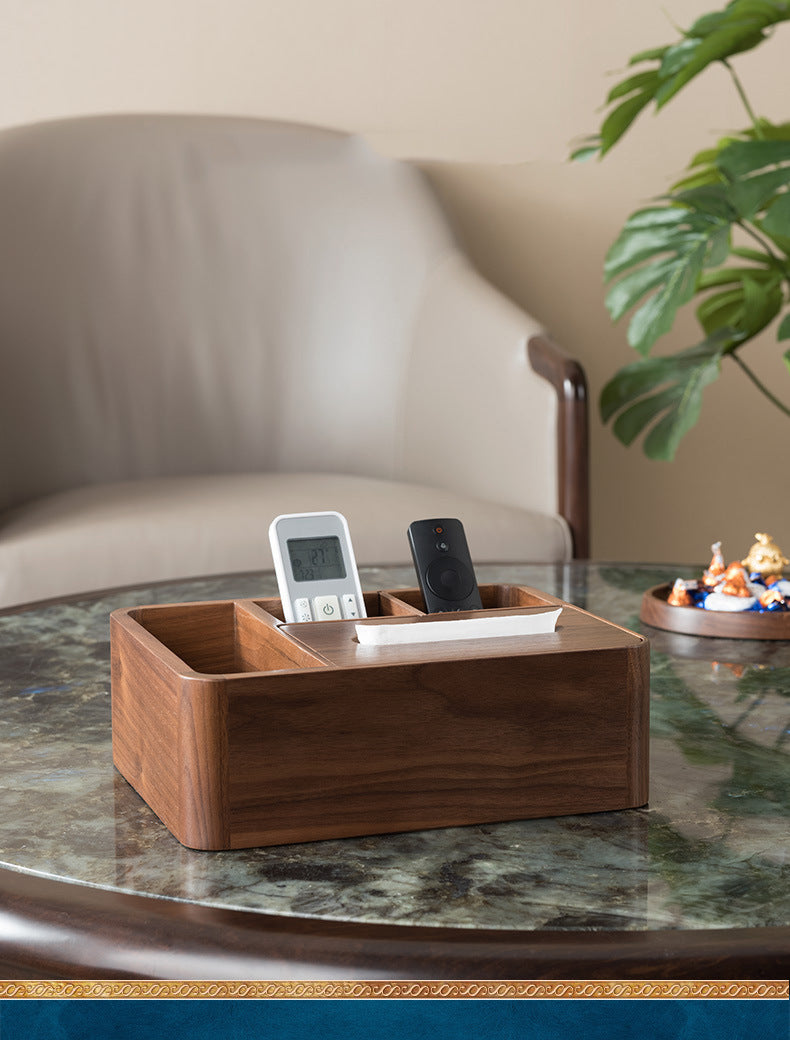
[425,556,476,601]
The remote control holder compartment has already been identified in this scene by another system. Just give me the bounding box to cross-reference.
[110,584,650,850]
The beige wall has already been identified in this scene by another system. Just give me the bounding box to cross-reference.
[1,0,787,564]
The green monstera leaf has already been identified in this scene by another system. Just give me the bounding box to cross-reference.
[576,1,790,158]
[696,264,784,339]
[575,2,790,458]
[602,256,786,459]
[604,201,733,357]
[718,137,790,219]
[600,342,726,461]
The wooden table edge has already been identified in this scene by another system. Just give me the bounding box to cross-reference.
[0,865,786,981]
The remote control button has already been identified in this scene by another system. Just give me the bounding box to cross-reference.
[313,595,341,619]
[294,597,313,622]
[341,594,361,619]
[425,557,476,601]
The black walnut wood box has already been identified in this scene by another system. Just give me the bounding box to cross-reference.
[110,584,650,850]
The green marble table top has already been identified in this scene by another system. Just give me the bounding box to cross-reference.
[1,562,788,934]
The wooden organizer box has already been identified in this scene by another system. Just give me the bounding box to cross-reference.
[110,584,650,850]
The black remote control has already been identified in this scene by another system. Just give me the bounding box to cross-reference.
[407,518,483,613]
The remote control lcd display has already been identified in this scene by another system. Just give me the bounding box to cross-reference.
[287,536,346,583]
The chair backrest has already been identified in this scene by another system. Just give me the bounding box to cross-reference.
[0,114,458,514]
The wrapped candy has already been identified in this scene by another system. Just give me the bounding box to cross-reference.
[759,588,786,612]
[667,578,694,606]
[702,541,726,588]
[718,562,755,598]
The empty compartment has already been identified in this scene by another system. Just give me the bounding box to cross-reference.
[368,590,426,616]
[477,583,563,610]
[126,600,327,674]
[382,584,562,614]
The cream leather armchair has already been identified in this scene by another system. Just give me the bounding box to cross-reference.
[0,114,588,609]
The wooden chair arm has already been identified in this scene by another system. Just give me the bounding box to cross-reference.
[527,334,590,558]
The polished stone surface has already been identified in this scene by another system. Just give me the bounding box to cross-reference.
[1,563,788,932]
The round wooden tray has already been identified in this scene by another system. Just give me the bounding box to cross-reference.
[640,584,790,640]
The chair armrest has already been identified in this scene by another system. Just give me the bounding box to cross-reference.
[527,335,589,558]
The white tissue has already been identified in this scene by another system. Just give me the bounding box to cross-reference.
[355,609,562,646]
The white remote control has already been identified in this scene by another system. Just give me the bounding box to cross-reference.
[268,511,367,623]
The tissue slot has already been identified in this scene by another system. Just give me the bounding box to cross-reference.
[355,609,561,646]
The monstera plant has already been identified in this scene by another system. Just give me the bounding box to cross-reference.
[573,0,790,459]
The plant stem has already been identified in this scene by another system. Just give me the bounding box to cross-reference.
[722,59,764,138]
[737,220,787,269]
[729,350,790,417]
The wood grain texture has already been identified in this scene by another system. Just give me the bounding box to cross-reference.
[111,613,231,849]
[527,334,589,559]
[110,586,649,850]
[641,583,790,640]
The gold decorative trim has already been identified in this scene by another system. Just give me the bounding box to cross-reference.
[0,980,786,1000]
